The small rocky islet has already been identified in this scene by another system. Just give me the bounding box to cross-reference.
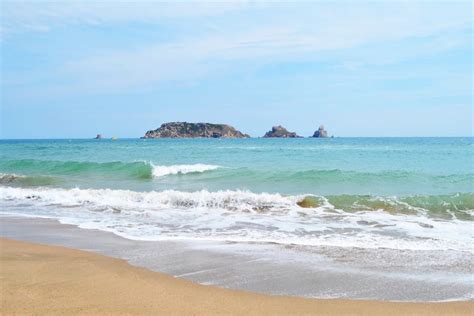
[142,122,249,138]
[142,122,330,138]
[263,125,301,138]
[313,125,329,138]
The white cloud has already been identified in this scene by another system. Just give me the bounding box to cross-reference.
[0,0,248,38]
[59,2,471,91]
[2,1,472,93]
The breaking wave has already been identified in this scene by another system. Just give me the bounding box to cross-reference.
[1,186,472,251]
[151,163,221,177]
[0,159,221,180]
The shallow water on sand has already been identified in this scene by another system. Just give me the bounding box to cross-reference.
[1,217,473,302]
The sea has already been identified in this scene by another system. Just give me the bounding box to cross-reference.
[1,137,473,300]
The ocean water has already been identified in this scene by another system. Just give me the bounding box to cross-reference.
[0,137,473,252]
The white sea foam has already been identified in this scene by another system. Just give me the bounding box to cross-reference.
[0,186,472,252]
[0,186,297,211]
[151,163,221,177]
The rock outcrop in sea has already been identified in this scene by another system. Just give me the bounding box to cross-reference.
[312,125,329,138]
[263,125,301,138]
[143,122,249,138]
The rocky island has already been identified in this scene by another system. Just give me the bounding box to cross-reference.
[143,122,249,138]
[263,125,301,138]
[312,125,329,138]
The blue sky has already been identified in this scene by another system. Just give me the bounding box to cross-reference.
[1,1,472,138]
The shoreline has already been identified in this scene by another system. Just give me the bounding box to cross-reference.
[1,215,473,303]
[2,237,472,315]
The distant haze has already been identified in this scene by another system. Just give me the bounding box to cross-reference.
[1,1,472,138]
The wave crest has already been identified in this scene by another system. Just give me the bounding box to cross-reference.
[0,186,297,213]
[0,159,220,181]
[151,164,221,177]
[1,187,472,251]
[1,186,472,217]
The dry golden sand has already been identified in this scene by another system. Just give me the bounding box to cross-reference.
[0,238,472,315]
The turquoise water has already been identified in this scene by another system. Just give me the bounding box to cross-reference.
[1,138,472,195]
[0,138,473,251]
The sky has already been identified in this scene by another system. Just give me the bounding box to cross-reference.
[0,1,472,138]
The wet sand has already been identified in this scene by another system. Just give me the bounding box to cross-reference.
[1,238,472,315]
[1,216,472,302]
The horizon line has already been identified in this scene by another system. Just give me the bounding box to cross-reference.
[1,136,473,140]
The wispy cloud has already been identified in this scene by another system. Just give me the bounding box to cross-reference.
[0,0,247,38]
[54,2,472,92]
[2,1,472,95]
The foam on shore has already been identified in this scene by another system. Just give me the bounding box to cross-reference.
[1,186,472,252]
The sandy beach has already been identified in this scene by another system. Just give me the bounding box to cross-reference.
[1,238,472,315]
[2,0,473,314]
